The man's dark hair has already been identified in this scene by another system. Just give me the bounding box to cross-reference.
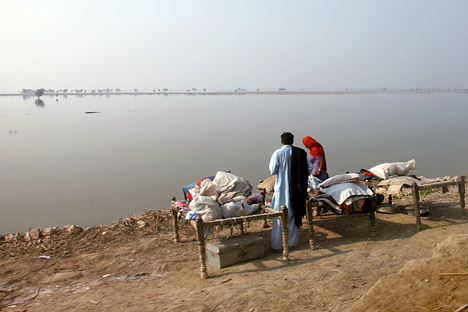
[281,132,294,145]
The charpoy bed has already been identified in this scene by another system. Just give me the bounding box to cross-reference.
[257,176,377,250]
[368,174,467,230]
[170,197,290,279]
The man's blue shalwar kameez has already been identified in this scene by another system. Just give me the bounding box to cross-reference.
[269,145,297,250]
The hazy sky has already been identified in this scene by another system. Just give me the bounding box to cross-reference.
[1,0,467,92]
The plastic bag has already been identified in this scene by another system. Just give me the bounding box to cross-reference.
[308,176,321,190]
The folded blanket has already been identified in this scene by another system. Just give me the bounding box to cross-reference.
[213,171,253,205]
[319,182,374,206]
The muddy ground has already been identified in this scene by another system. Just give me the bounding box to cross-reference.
[1,185,468,312]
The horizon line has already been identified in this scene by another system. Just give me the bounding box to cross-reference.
[2,87,468,97]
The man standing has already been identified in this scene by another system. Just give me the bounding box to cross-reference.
[269,132,311,251]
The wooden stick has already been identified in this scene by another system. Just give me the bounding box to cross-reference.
[439,273,468,276]
[459,175,466,219]
[369,197,376,238]
[417,180,457,191]
[170,205,180,244]
[306,200,315,250]
[264,207,279,214]
[412,182,422,230]
[260,189,269,228]
[201,212,281,227]
[280,205,289,261]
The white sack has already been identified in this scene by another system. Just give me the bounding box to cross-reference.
[221,198,245,218]
[221,197,259,218]
[188,196,222,221]
[244,203,260,216]
[369,159,416,180]
[197,179,219,200]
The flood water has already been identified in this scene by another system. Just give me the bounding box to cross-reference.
[1,92,467,233]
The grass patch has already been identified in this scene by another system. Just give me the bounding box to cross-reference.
[420,188,441,196]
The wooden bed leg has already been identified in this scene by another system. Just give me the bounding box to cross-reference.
[261,189,270,228]
[195,218,208,279]
[306,200,315,250]
[170,197,180,243]
[370,200,376,238]
[280,205,289,261]
[317,205,324,219]
[239,222,245,235]
[459,175,466,219]
[388,194,393,205]
[412,183,422,230]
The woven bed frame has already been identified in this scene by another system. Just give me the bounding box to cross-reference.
[170,198,290,279]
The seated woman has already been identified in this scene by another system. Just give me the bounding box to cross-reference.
[302,136,329,182]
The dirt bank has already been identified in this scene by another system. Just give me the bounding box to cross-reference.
[1,185,468,311]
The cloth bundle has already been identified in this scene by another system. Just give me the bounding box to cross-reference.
[183,171,260,221]
[313,182,374,213]
[188,196,222,221]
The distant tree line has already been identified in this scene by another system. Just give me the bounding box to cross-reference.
[17,87,468,96]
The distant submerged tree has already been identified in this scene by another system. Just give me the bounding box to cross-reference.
[35,88,45,98]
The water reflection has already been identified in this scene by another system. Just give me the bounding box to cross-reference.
[34,99,45,107]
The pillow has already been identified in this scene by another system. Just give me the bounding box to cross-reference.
[319,173,360,188]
